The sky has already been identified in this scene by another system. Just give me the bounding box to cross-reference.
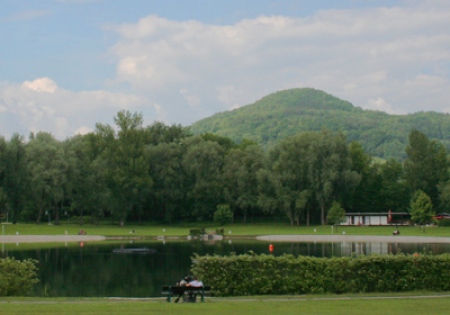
[1,0,449,139]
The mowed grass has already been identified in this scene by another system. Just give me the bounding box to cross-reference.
[1,222,450,237]
[1,295,450,315]
[2,225,450,314]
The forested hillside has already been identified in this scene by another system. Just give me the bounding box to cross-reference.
[190,88,450,159]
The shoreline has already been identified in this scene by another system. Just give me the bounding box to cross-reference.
[256,234,450,243]
[0,235,106,243]
[1,234,450,244]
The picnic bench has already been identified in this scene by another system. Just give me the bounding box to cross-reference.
[161,286,211,302]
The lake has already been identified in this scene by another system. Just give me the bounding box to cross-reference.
[2,239,450,297]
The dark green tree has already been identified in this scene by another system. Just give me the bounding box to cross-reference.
[261,132,314,225]
[3,134,28,223]
[147,142,186,223]
[404,129,449,210]
[0,136,7,221]
[95,111,152,225]
[378,159,410,213]
[307,131,360,225]
[63,134,110,224]
[222,144,264,223]
[26,132,67,224]
[182,136,226,220]
[144,121,191,145]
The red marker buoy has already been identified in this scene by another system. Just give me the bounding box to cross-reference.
[269,244,274,252]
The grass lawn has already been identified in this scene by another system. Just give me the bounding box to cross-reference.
[1,295,450,315]
[2,225,450,314]
[1,222,450,238]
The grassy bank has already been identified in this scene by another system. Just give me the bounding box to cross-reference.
[1,294,450,315]
[1,222,450,237]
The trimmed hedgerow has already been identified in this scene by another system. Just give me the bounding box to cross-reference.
[190,253,450,296]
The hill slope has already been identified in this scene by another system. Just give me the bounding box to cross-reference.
[190,88,450,159]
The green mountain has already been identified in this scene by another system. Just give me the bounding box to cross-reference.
[190,88,450,159]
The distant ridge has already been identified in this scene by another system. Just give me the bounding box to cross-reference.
[190,88,450,160]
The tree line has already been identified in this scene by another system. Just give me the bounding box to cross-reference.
[0,110,448,226]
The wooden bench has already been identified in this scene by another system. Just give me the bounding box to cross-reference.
[161,286,211,302]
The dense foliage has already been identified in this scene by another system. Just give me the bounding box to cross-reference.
[190,88,450,160]
[0,257,39,296]
[190,253,450,296]
[0,108,448,226]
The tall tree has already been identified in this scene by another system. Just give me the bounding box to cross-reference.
[145,121,191,145]
[63,134,110,224]
[95,111,152,225]
[404,129,449,210]
[260,133,314,226]
[345,142,372,212]
[3,134,28,223]
[26,132,67,224]
[378,159,410,213]
[222,143,264,223]
[182,136,226,220]
[147,142,186,223]
[0,136,7,221]
[307,131,360,225]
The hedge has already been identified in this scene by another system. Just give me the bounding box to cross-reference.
[190,253,450,296]
[0,257,39,296]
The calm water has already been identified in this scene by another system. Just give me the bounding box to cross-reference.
[2,239,450,297]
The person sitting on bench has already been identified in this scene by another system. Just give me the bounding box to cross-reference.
[186,276,204,302]
[174,276,191,303]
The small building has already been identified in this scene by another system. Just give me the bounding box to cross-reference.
[432,213,450,221]
[341,211,410,226]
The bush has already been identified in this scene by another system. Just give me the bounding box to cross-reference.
[190,253,450,296]
[189,228,205,236]
[0,257,39,296]
[437,219,450,227]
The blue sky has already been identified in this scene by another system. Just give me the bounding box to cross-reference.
[1,0,449,139]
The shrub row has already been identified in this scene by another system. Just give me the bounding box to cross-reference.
[190,253,450,296]
[0,257,39,296]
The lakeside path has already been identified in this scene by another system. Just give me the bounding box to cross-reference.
[0,235,106,243]
[2,234,450,244]
[256,234,450,243]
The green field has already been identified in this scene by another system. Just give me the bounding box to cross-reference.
[1,223,449,237]
[1,294,450,315]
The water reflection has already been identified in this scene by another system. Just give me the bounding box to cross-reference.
[1,240,450,297]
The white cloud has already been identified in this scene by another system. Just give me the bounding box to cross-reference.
[0,79,158,139]
[107,3,450,124]
[365,97,403,115]
[2,2,450,139]
[23,77,58,93]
